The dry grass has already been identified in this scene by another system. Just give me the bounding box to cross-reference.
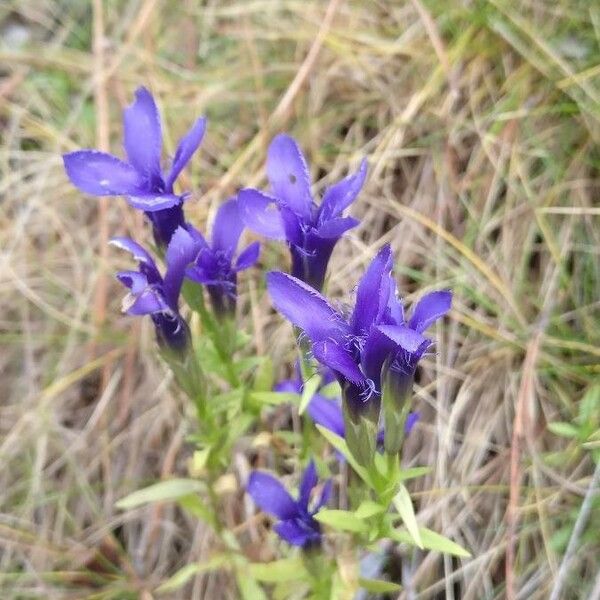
[1,0,599,598]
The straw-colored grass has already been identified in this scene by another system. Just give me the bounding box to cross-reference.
[1,1,599,598]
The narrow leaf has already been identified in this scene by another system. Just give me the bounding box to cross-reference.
[237,573,267,600]
[547,422,579,439]
[177,495,214,525]
[355,501,386,520]
[314,509,368,533]
[390,527,471,557]
[392,485,423,548]
[299,374,322,415]
[116,479,203,510]
[418,527,471,558]
[249,558,307,583]
[398,466,432,481]
[319,380,341,399]
[157,554,229,593]
[358,577,402,593]
[315,425,373,488]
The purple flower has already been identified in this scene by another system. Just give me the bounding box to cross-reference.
[63,87,206,247]
[112,226,200,355]
[238,134,366,291]
[185,198,260,319]
[247,460,331,548]
[267,244,451,461]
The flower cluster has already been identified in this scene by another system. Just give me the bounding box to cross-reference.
[267,245,451,461]
[64,86,452,552]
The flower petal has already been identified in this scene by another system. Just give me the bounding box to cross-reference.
[307,395,345,437]
[274,519,319,547]
[319,158,367,222]
[376,324,428,353]
[351,244,393,335]
[247,472,298,520]
[63,150,145,196]
[266,272,349,343]
[123,287,169,315]
[312,340,364,385]
[405,411,420,434]
[116,270,148,294]
[238,188,286,240]
[315,480,332,512]
[212,198,244,253]
[316,216,359,239]
[163,226,201,308]
[361,324,426,386]
[110,237,154,265]
[186,264,211,284]
[386,277,404,325]
[235,241,260,271]
[408,290,452,333]
[165,116,206,190]
[123,87,162,184]
[299,460,318,510]
[109,237,161,283]
[126,193,183,212]
[267,134,312,219]
[274,379,301,394]
[279,206,303,246]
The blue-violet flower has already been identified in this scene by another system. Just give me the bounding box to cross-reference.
[186,198,260,319]
[238,134,366,291]
[112,226,199,355]
[63,87,206,247]
[247,460,331,548]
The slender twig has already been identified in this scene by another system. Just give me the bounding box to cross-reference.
[589,566,600,600]
[505,332,541,600]
[548,460,600,600]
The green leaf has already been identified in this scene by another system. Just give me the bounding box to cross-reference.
[250,391,299,406]
[398,466,432,481]
[115,479,203,510]
[390,527,471,557]
[579,385,600,424]
[237,573,267,600]
[381,369,412,455]
[548,422,579,438]
[177,495,214,525]
[212,388,244,409]
[249,558,308,582]
[191,447,211,472]
[156,554,229,593]
[253,356,274,392]
[224,414,255,446]
[582,438,600,450]
[319,380,341,399]
[315,426,372,488]
[392,485,423,548]
[358,577,402,593]
[421,527,471,557]
[314,509,368,533]
[299,374,322,415]
[355,500,386,520]
[235,356,264,376]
